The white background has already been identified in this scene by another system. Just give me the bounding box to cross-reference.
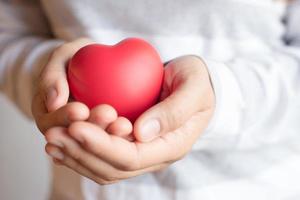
[0,94,50,200]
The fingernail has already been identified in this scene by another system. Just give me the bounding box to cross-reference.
[140,119,161,142]
[48,149,64,160]
[46,87,57,109]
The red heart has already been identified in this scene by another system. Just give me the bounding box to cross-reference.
[67,38,164,122]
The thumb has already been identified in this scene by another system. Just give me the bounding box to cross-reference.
[134,76,203,142]
[134,55,214,142]
[41,50,71,112]
[41,38,94,112]
[44,77,69,113]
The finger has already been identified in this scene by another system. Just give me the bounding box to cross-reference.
[60,148,168,181]
[69,111,210,170]
[45,143,115,185]
[45,127,117,183]
[61,155,119,185]
[68,121,172,170]
[134,56,212,142]
[68,122,139,170]
[39,38,94,112]
[45,143,65,160]
[106,117,133,139]
[88,104,118,130]
[45,127,166,181]
[135,111,212,168]
[37,102,89,133]
[45,127,123,179]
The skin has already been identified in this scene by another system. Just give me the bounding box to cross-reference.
[32,38,133,139]
[32,38,215,185]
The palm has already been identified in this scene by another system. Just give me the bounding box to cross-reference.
[45,55,215,184]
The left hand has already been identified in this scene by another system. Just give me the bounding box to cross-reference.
[44,55,215,184]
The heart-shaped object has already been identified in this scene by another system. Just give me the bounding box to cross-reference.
[67,38,164,122]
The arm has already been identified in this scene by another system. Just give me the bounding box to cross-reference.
[0,3,94,199]
[0,1,91,134]
[0,1,63,117]
[201,1,300,148]
[38,1,300,185]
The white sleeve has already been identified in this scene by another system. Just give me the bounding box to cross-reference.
[202,2,300,143]
[0,2,63,118]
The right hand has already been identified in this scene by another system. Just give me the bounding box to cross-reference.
[32,37,134,140]
[31,38,94,134]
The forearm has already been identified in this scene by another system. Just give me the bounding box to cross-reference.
[200,1,300,149]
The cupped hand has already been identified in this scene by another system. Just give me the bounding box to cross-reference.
[31,38,94,134]
[44,55,215,184]
[133,55,215,142]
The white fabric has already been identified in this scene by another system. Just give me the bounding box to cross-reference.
[0,0,300,200]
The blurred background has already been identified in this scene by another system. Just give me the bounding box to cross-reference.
[0,94,50,200]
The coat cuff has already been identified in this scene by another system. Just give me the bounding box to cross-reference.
[202,59,244,139]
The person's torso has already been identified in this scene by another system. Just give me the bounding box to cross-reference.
[41,0,286,61]
[4,1,300,200]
